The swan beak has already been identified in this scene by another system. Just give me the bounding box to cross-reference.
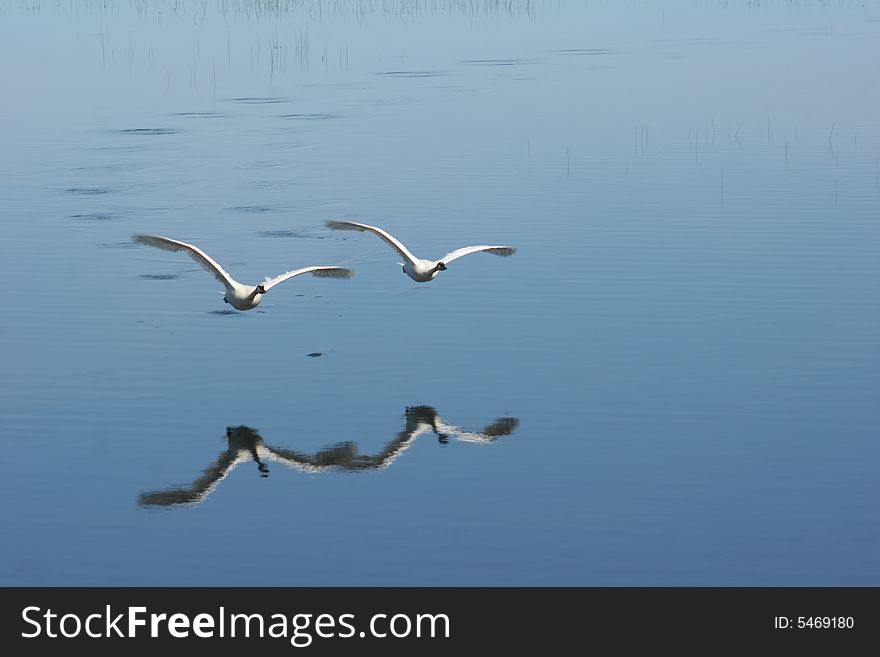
[438,262,447,271]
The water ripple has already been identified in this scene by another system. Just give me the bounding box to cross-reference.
[257,229,327,239]
[173,112,224,119]
[226,97,290,104]
[377,70,448,78]
[227,205,282,214]
[462,58,533,66]
[70,213,115,221]
[117,128,181,136]
[279,113,339,120]
[551,48,617,56]
[139,273,181,280]
[66,187,111,195]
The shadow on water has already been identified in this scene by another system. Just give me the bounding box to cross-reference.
[138,406,520,508]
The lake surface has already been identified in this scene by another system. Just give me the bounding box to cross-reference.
[0,0,878,586]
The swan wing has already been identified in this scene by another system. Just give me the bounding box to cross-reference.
[262,442,358,472]
[434,416,519,444]
[326,220,419,265]
[138,450,246,507]
[261,265,354,292]
[347,424,432,471]
[133,234,237,288]
[440,244,517,265]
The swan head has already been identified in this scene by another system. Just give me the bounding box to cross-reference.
[255,285,266,295]
[436,262,447,271]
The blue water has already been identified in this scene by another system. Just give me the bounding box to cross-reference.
[0,0,878,585]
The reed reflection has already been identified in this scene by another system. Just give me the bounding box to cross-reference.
[139,406,519,508]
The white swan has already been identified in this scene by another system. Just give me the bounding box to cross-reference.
[325,220,515,282]
[133,234,353,311]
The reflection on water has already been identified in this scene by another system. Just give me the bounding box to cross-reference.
[139,406,519,508]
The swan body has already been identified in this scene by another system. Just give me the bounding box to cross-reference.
[404,258,447,283]
[132,234,353,310]
[325,220,515,282]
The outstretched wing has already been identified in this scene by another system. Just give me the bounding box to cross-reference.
[133,234,237,287]
[440,245,517,265]
[434,416,519,444]
[261,266,354,292]
[262,442,359,473]
[138,450,247,508]
[325,220,419,266]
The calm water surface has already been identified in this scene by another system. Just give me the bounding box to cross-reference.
[0,1,878,585]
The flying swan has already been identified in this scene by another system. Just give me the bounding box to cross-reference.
[325,220,515,282]
[132,234,353,310]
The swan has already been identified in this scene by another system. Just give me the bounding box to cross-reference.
[325,220,515,282]
[132,234,353,310]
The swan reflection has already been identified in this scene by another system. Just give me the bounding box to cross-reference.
[139,406,519,508]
